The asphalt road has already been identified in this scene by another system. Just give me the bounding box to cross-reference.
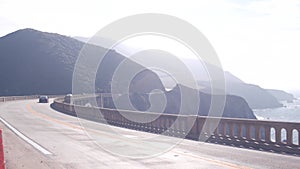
[0,99,299,169]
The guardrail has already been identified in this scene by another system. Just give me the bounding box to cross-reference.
[0,95,38,102]
[0,95,64,103]
[52,97,300,156]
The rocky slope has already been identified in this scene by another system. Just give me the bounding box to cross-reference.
[0,28,79,95]
[182,59,290,109]
[124,70,256,119]
[0,28,127,95]
[76,36,294,110]
[0,28,255,119]
[267,89,295,102]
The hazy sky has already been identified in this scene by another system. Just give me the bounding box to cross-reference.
[1,0,300,92]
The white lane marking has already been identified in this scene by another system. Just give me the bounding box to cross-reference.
[0,116,52,155]
[123,135,138,138]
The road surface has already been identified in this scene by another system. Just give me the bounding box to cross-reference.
[0,99,299,169]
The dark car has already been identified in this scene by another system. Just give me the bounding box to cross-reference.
[39,95,49,103]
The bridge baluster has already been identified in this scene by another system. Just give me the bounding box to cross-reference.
[246,125,251,140]
[286,127,293,145]
[222,122,226,136]
[275,127,281,144]
[238,123,243,139]
[255,126,260,141]
[229,123,234,137]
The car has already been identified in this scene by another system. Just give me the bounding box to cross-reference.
[39,95,49,103]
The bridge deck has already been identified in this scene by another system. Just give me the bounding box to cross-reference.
[0,99,299,169]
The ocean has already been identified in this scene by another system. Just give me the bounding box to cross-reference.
[254,99,300,144]
[254,99,300,123]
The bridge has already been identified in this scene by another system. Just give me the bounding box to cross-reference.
[0,95,299,169]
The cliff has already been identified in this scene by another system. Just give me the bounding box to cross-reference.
[126,71,256,119]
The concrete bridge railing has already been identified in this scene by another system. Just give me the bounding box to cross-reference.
[0,95,39,102]
[0,95,64,102]
[52,97,300,156]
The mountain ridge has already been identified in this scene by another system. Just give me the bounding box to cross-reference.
[0,28,266,119]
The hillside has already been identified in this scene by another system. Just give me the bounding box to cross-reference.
[225,83,283,109]
[267,89,295,102]
[163,58,284,109]
[122,70,256,119]
[0,28,81,95]
[0,28,256,119]
[0,28,127,96]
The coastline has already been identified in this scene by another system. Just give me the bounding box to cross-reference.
[254,98,300,123]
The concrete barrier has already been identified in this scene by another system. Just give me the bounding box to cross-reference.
[0,95,63,103]
[52,96,300,156]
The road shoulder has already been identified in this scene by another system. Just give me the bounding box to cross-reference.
[0,122,61,169]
